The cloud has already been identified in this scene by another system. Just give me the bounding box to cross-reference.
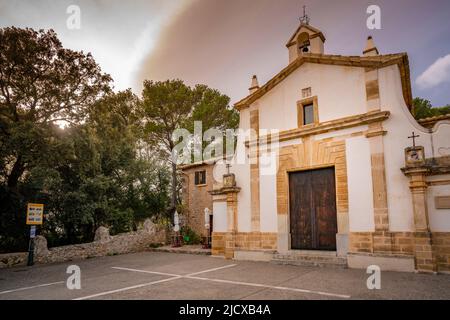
[416,54,450,89]
[0,0,186,91]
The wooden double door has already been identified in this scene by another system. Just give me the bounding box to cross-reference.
[289,167,338,251]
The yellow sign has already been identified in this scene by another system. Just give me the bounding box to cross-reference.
[26,203,44,225]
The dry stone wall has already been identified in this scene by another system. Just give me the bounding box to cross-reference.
[0,219,166,268]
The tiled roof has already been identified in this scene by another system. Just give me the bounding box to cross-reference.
[418,114,450,128]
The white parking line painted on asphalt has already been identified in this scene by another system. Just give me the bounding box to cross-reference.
[186,264,237,276]
[187,276,351,299]
[111,267,180,277]
[0,281,65,295]
[73,264,238,300]
[76,264,350,300]
[73,276,182,300]
[111,264,237,278]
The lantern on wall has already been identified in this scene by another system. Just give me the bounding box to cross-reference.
[172,210,182,247]
[174,210,180,232]
[203,208,212,249]
[204,208,211,230]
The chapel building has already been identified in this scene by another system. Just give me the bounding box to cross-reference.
[182,18,450,273]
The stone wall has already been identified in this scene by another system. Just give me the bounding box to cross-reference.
[235,232,278,250]
[181,163,214,236]
[0,219,166,269]
[211,232,226,256]
[349,231,450,273]
[433,232,450,272]
[212,232,277,257]
[349,231,415,256]
[0,252,28,269]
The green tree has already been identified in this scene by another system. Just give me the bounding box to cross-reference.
[413,97,450,120]
[0,27,111,251]
[11,91,171,248]
[140,79,239,214]
[0,27,111,190]
[0,27,235,253]
[0,27,172,251]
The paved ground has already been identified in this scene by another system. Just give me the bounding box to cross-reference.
[0,251,449,300]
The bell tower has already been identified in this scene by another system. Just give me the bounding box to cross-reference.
[286,6,325,63]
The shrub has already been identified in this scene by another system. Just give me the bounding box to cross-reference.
[180,226,202,245]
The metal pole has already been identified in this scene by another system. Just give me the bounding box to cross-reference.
[27,226,35,266]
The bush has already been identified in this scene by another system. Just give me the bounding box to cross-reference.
[180,226,202,245]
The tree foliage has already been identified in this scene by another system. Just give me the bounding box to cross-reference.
[0,27,112,190]
[0,28,237,253]
[141,79,239,211]
[413,97,450,120]
[0,28,171,252]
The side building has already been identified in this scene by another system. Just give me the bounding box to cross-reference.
[180,162,215,240]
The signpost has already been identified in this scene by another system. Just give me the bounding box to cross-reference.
[30,226,37,238]
[26,203,44,266]
[26,203,44,225]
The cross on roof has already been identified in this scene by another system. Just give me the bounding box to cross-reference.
[226,163,232,175]
[408,131,420,148]
[300,5,310,25]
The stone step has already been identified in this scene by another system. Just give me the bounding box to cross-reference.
[273,253,345,262]
[272,251,347,268]
[149,245,211,256]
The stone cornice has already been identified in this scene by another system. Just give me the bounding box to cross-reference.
[245,110,390,147]
[179,155,232,170]
[209,186,241,196]
[401,156,450,177]
[401,166,431,176]
[365,129,387,138]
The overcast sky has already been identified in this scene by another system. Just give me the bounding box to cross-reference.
[1,0,450,106]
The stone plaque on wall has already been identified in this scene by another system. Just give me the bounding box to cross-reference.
[405,146,425,166]
[223,173,236,188]
[435,196,450,209]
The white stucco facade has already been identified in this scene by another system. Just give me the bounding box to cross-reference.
[220,59,450,238]
[346,136,375,232]
[212,201,227,233]
[257,63,368,131]
[208,22,450,272]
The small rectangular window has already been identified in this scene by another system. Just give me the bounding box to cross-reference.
[195,170,206,185]
[303,104,314,125]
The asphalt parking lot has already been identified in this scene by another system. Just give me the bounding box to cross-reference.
[0,251,449,300]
